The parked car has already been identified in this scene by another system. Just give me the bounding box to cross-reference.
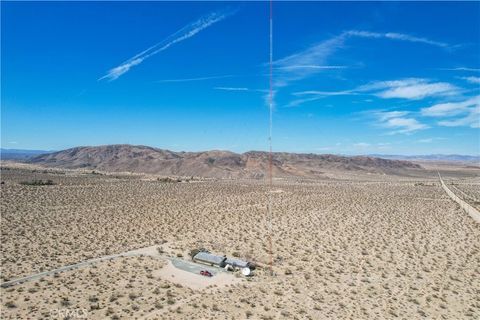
[200,270,213,277]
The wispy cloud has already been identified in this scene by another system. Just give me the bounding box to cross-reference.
[421,96,479,128]
[374,110,428,134]
[421,96,480,117]
[344,30,449,48]
[353,142,371,148]
[268,29,451,108]
[438,107,479,128]
[275,65,347,70]
[359,78,459,100]
[285,96,323,108]
[417,138,433,143]
[438,67,480,72]
[157,75,234,83]
[213,87,267,92]
[214,87,250,91]
[294,90,355,96]
[376,111,410,121]
[384,117,429,134]
[294,78,460,103]
[458,76,480,84]
[286,89,354,107]
[274,29,449,88]
[416,137,446,143]
[273,36,346,87]
[99,9,234,81]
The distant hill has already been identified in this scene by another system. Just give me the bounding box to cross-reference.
[370,154,480,163]
[1,148,52,160]
[27,144,423,179]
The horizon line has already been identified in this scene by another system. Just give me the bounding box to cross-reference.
[1,144,479,158]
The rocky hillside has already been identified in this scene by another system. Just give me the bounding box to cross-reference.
[28,144,422,178]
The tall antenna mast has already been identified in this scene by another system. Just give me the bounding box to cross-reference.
[267,0,274,276]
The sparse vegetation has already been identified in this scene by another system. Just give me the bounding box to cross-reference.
[189,248,205,259]
[157,177,180,183]
[1,165,479,319]
[19,179,55,186]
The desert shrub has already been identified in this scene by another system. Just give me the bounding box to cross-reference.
[128,293,138,300]
[157,177,178,183]
[189,247,208,259]
[90,303,101,311]
[60,297,71,306]
[20,179,55,186]
[273,290,283,296]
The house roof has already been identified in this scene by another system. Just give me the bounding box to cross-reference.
[225,258,250,268]
[193,252,226,265]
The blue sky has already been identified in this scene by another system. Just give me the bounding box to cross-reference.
[2,1,479,155]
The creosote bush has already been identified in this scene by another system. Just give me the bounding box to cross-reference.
[20,179,55,186]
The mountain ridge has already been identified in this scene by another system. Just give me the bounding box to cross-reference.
[1,148,53,160]
[26,144,424,179]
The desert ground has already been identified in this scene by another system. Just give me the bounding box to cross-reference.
[1,163,479,319]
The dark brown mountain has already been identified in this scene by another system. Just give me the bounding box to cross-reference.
[28,144,422,178]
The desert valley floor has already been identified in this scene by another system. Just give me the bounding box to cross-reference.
[1,164,479,319]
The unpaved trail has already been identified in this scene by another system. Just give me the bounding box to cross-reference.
[0,246,160,288]
[439,173,480,223]
[1,245,242,293]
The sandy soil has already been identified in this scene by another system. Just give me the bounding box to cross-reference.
[0,256,195,319]
[153,260,242,291]
[448,183,480,210]
[1,164,480,319]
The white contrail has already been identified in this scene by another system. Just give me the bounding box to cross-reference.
[344,30,448,48]
[275,65,347,70]
[157,75,234,83]
[214,86,250,91]
[99,10,234,81]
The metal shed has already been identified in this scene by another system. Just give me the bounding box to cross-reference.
[192,252,226,267]
[225,257,250,269]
